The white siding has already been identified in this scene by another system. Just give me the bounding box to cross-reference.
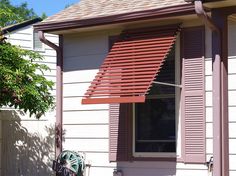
[204,26,214,176]
[63,31,117,175]
[0,24,57,176]
[228,20,236,174]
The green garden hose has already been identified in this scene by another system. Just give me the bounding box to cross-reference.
[56,150,85,176]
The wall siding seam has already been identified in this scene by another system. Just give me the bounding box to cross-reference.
[63,123,109,125]
[205,90,213,92]
[64,137,109,139]
[14,32,32,35]
[64,82,91,84]
[206,137,213,139]
[64,53,108,57]
[63,96,85,98]
[40,54,57,57]
[228,56,236,59]
[17,46,32,49]
[8,38,31,42]
[206,106,213,108]
[63,150,109,153]
[36,61,56,64]
[63,109,109,112]
[84,165,116,168]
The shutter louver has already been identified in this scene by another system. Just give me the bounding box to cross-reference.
[82,25,180,104]
[181,27,206,163]
[109,103,132,161]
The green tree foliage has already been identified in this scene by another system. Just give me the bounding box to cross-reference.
[0,39,55,119]
[0,0,38,27]
[0,4,22,27]
[0,0,54,119]
[41,12,47,20]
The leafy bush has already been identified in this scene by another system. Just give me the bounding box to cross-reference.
[0,40,55,118]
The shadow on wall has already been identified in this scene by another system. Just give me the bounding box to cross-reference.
[0,110,55,176]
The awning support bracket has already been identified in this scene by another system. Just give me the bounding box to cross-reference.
[153,81,182,88]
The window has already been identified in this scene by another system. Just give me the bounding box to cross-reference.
[108,26,206,163]
[133,47,178,157]
[33,31,43,51]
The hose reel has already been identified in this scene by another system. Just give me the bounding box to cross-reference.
[52,150,85,176]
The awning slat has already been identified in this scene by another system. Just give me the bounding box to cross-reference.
[101,61,163,68]
[111,37,173,51]
[106,52,170,60]
[82,25,180,104]
[97,67,159,73]
[90,78,156,84]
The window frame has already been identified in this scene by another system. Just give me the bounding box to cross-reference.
[132,36,182,158]
[32,30,45,52]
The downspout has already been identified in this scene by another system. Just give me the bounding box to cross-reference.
[185,1,229,176]
[192,2,222,176]
[193,0,220,33]
[38,31,63,157]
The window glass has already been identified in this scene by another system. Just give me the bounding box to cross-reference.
[134,47,176,154]
[33,31,43,50]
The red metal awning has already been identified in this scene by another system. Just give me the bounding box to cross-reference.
[82,25,180,104]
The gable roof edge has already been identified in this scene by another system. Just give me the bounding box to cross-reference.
[2,18,42,35]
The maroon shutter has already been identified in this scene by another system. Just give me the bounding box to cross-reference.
[109,103,132,162]
[181,26,206,163]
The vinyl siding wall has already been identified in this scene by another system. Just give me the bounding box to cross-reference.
[62,21,211,176]
[63,31,117,176]
[0,25,57,176]
[228,20,236,176]
[203,19,236,176]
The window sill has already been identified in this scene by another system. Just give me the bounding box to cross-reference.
[33,48,45,53]
[131,156,177,162]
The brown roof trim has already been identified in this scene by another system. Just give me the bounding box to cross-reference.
[34,4,195,32]
[3,18,42,34]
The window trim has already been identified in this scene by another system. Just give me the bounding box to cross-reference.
[132,37,181,158]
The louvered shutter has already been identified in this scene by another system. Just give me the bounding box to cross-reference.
[181,26,206,163]
[109,103,132,161]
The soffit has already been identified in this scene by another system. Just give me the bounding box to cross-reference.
[46,14,199,35]
[204,0,236,8]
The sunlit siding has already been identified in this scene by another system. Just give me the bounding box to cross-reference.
[63,31,116,176]
[0,24,57,176]
[228,20,236,176]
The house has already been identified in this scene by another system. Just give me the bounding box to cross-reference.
[34,0,236,176]
[0,18,57,175]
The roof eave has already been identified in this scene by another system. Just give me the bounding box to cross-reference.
[34,4,195,33]
[2,18,42,35]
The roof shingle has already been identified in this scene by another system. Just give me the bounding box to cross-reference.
[43,0,188,23]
